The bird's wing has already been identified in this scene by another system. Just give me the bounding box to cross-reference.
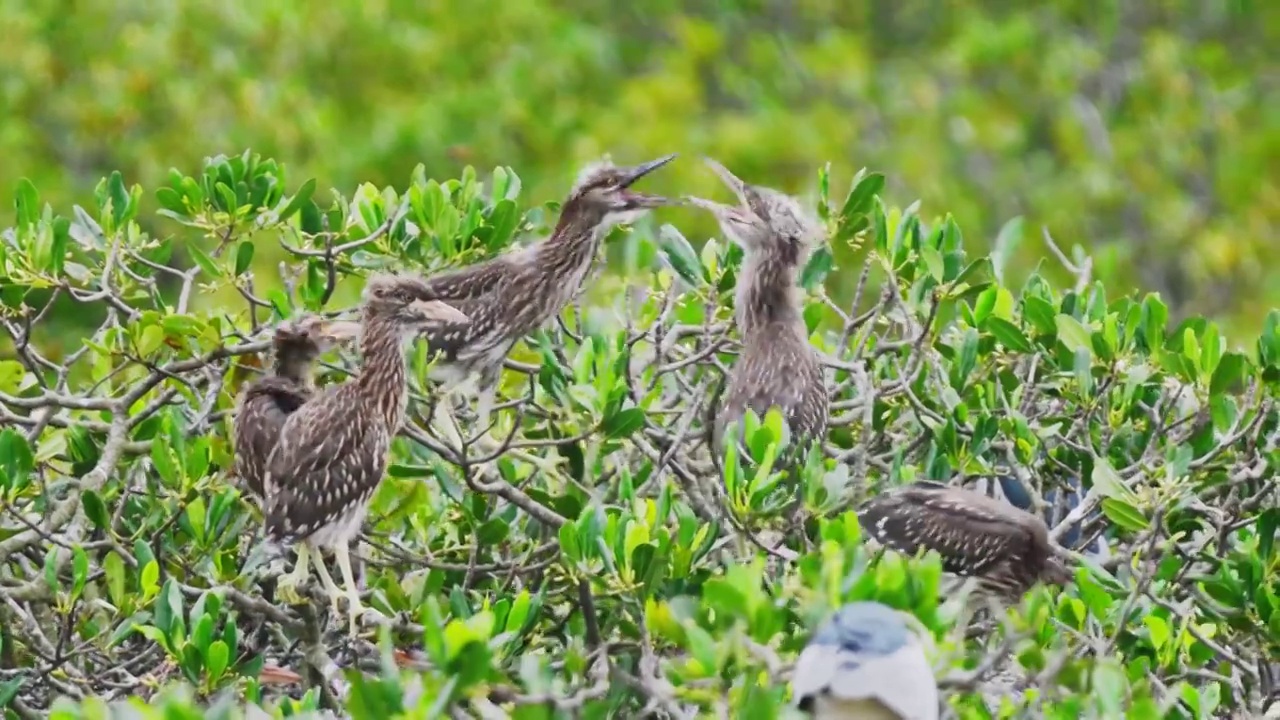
[922,492,1040,577]
[263,386,390,543]
[410,258,517,303]
[858,490,1033,579]
[233,378,311,497]
[819,642,940,720]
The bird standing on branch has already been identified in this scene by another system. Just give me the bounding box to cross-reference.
[685,158,828,460]
[233,315,361,500]
[399,154,678,466]
[263,274,468,634]
[857,480,1076,604]
[793,601,940,719]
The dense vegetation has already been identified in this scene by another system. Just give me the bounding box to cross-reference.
[2,1,1277,345]
[0,153,1277,719]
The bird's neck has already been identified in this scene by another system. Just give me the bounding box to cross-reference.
[272,355,315,388]
[535,205,607,275]
[735,250,804,336]
[354,315,411,430]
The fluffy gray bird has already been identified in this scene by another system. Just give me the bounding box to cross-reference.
[685,158,828,457]
[400,154,677,458]
[233,315,360,500]
[263,274,468,633]
[857,481,1076,603]
[793,601,940,719]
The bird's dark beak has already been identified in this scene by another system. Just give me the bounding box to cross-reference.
[615,153,678,208]
[410,299,469,326]
[701,156,752,208]
[319,320,363,342]
[682,195,750,224]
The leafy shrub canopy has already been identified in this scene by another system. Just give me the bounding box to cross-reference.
[0,153,1277,719]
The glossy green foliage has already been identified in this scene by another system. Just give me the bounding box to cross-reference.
[1,156,1277,718]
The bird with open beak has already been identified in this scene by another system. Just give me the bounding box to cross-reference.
[685,157,829,466]
[396,153,679,466]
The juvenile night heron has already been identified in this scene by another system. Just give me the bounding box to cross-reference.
[973,473,1110,559]
[263,274,468,633]
[685,158,828,457]
[402,154,678,460]
[232,315,360,499]
[857,481,1075,603]
[793,601,940,720]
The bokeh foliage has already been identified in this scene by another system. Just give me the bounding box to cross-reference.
[0,153,1277,718]
[2,0,1278,342]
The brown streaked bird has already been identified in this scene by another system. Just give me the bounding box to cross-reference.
[263,274,468,634]
[857,481,1076,603]
[399,154,678,461]
[685,158,828,457]
[232,315,361,500]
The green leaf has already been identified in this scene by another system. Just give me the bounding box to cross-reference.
[656,224,704,286]
[601,407,646,440]
[1022,296,1057,335]
[205,640,230,682]
[103,552,127,607]
[233,241,255,276]
[986,317,1033,352]
[799,245,834,291]
[277,178,317,222]
[185,242,223,279]
[836,171,885,240]
[1090,457,1139,504]
[1209,352,1248,396]
[1100,498,1149,532]
[14,178,40,228]
[1055,314,1094,357]
[0,430,35,490]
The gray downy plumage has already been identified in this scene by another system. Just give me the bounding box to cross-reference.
[857,480,1076,603]
[262,273,467,633]
[685,158,828,460]
[793,601,940,719]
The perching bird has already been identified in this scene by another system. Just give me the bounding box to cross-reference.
[685,158,828,457]
[400,154,677,458]
[263,273,468,633]
[857,481,1075,603]
[983,473,1109,559]
[233,315,360,499]
[793,601,940,720]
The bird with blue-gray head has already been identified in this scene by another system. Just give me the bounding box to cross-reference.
[793,601,940,719]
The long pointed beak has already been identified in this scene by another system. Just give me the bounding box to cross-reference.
[411,299,469,325]
[618,153,678,187]
[682,195,750,224]
[701,156,750,207]
[319,319,363,342]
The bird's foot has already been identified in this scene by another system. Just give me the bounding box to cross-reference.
[343,594,389,636]
[274,574,308,605]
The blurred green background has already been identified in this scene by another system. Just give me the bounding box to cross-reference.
[3,0,1278,340]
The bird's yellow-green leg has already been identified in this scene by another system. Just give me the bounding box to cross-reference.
[474,383,497,434]
[275,544,311,605]
[334,542,381,635]
[309,547,345,624]
[432,394,466,451]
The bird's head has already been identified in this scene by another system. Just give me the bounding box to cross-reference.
[560,153,678,229]
[361,273,469,331]
[809,601,913,659]
[273,314,362,360]
[1043,553,1078,587]
[685,158,820,266]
